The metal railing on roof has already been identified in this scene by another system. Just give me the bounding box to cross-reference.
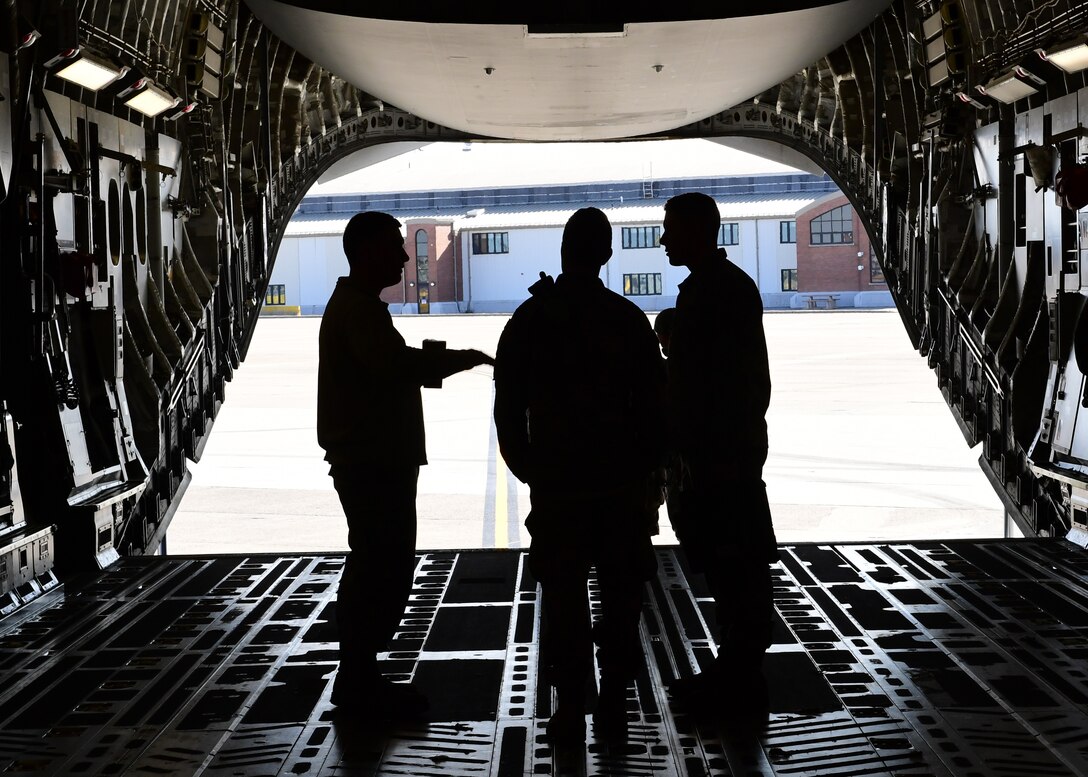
[295,173,839,216]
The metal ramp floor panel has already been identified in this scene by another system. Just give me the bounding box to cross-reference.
[1,540,1087,776]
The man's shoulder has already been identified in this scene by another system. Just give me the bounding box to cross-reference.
[723,261,763,309]
[599,286,653,324]
[321,282,390,334]
[323,278,360,310]
[319,284,348,331]
[499,296,543,345]
[329,281,388,311]
[323,279,347,304]
[689,258,761,302]
[721,256,755,285]
[508,294,546,323]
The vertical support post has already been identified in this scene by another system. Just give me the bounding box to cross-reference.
[145,130,165,294]
[32,133,45,358]
[872,26,883,210]
[997,109,1015,280]
[259,27,275,222]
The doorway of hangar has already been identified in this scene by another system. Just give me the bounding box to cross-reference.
[162,139,1005,556]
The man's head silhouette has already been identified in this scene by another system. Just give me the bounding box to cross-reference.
[653,307,677,357]
[343,211,408,292]
[561,207,613,276]
[661,192,721,269]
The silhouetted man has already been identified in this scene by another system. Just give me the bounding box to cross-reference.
[318,211,494,719]
[494,208,666,744]
[659,192,778,719]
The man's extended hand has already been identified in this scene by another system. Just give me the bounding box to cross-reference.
[462,349,496,368]
[422,347,496,388]
[449,348,495,372]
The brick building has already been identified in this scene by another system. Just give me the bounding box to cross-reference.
[794,192,889,307]
[391,219,461,312]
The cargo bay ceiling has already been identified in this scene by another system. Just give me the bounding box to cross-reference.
[2,0,1088,595]
[244,0,892,141]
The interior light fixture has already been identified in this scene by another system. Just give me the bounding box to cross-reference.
[1014,65,1046,86]
[18,29,40,50]
[977,69,1038,104]
[957,90,989,109]
[166,101,198,121]
[47,49,129,91]
[1037,37,1088,73]
[120,78,180,117]
[16,14,40,50]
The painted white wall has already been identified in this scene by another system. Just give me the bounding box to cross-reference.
[268,236,349,312]
[270,240,300,305]
[730,221,758,290]
[774,220,798,261]
[753,219,790,294]
[324,238,350,297]
[465,226,564,310]
[300,238,333,313]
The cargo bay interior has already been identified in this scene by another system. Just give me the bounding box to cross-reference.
[3,1,1088,774]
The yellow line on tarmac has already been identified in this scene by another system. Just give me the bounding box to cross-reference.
[495,453,508,549]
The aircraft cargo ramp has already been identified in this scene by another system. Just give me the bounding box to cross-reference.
[2,541,1088,776]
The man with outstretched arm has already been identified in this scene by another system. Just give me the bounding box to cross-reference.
[318,211,494,720]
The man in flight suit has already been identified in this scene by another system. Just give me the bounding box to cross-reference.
[318,211,494,718]
[659,192,779,721]
[494,207,666,743]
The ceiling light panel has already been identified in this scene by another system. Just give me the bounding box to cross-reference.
[124,82,180,116]
[980,71,1037,103]
[54,52,128,90]
[1043,41,1088,73]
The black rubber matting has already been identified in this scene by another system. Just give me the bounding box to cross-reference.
[2,540,1088,775]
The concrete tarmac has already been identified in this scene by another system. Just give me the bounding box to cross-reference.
[167,310,1005,554]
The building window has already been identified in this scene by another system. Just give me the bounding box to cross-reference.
[781,269,798,291]
[810,204,854,245]
[622,226,660,249]
[717,222,740,246]
[265,284,286,305]
[780,221,796,243]
[870,247,885,284]
[415,229,430,285]
[623,273,663,296]
[471,232,509,254]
